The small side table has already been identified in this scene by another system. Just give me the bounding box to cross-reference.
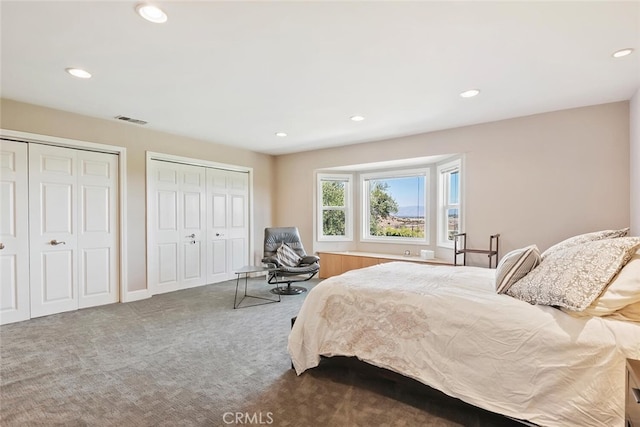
[453,233,500,268]
[234,265,281,309]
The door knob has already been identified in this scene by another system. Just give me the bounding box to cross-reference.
[0,243,4,250]
[186,234,195,238]
[50,239,66,245]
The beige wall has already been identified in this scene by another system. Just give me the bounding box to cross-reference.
[631,89,640,236]
[1,98,632,278]
[0,98,275,294]
[275,102,631,265]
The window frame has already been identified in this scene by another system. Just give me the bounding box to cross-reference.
[316,173,353,242]
[360,168,430,244]
[437,158,463,248]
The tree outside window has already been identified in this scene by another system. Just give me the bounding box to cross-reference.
[322,180,346,236]
[318,174,352,240]
[363,171,428,241]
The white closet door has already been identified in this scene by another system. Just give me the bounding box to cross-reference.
[149,161,206,294]
[77,150,119,308]
[206,168,249,283]
[0,140,30,324]
[29,144,119,318]
[227,171,249,273]
[207,169,229,283]
[29,144,79,317]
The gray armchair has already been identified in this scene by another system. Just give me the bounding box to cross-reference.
[262,227,320,295]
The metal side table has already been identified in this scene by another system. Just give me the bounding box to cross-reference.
[234,265,281,309]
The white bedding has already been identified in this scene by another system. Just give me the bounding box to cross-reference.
[288,262,640,427]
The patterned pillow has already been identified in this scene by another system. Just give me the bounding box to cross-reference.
[541,228,629,260]
[560,248,640,318]
[276,242,301,267]
[507,237,640,311]
[495,245,541,294]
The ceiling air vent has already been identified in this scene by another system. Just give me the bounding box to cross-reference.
[114,115,148,125]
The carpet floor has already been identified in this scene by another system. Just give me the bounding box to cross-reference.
[0,277,522,426]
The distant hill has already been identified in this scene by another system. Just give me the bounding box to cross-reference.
[395,205,424,218]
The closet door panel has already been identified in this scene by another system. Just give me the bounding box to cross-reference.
[42,183,73,233]
[210,240,226,276]
[82,248,111,296]
[0,140,29,324]
[29,144,78,318]
[29,145,119,316]
[230,238,246,272]
[41,250,74,301]
[148,162,250,289]
[184,240,203,280]
[158,243,178,284]
[206,169,229,283]
[149,161,206,294]
[177,164,206,289]
[150,162,181,293]
[77,150,118,308]
[0,256,18,313]
[227,173,248,272]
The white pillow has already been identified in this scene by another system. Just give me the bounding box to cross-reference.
[541,227,629,260]
[561,248,640,319]
[495,245,541,294]
[276,242,301,267]
[507,237,640,311]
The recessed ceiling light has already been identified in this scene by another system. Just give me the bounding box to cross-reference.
[135,3,168,23]
[460,89,480,98]
[275,132,287,137]
[65,68,92,79]
[350,115,365,122]
[612,48,634,58]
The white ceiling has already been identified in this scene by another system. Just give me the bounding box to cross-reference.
[1,1,639,155]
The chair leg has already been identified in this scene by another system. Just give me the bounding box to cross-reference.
[270,282,306,295]
[267,272,309,295]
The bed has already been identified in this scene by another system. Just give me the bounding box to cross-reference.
[288,231,640,427]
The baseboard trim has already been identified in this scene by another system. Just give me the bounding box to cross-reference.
[123,288,150,303]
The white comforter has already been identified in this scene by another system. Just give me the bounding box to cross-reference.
[288,262,640,427]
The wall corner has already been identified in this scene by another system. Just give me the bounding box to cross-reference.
[630,90,640,236]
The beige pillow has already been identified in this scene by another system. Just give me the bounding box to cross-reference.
[541,227,629,260]
[495,245,541,294]
[561,249,640,319]
[507,237,640,311]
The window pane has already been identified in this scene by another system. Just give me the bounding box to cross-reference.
[447,208,459,240]
[323,210,345,236]
[322,180,345,207]
[448,171,459,204]
[367,176,425,238]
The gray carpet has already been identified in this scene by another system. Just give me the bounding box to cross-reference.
[0,277,521,426]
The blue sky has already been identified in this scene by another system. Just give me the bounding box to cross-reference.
[380,171,459,207]
[383,176,425,207]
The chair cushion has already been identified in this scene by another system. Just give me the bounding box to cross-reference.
[278,263,320,274]
[277,243,302,267]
